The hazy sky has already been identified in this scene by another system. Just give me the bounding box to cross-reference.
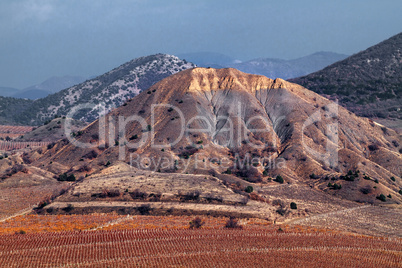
[1,0,401,89]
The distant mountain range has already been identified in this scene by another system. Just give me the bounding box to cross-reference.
[0,54,195,125]
[177,52,239,68]
[0,76,88,100]
[13,76,88,100]
[2,51,346,101]
[179,51,348,79]
[290,32,402,123]
[231,52,348,79]
[0,87,19,97]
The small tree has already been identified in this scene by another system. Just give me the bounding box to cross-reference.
[58,173,76,182]
[290,202,297,210]
[274,175,284,184]
[129,134,138,140]
[189,217,204,229]
[138,204,152,215]
[16,230,26,235]
[376,194,386,202]
[245,186,253,193]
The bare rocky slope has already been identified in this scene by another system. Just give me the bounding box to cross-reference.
[28,67,401,205]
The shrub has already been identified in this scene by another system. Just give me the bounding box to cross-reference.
[276,207,287,216]
[360,185,373,194]
[376,194,386,202]
[189,217,204,229]
[77,164,91,172]
[222,168,231,174]
[332,183,342,190]
[328,183,341,190]
[236,166,262,183]
[106,189,121,197]
[62,204,74,212]
[368,144,379,151]
[390,177,396,182]
[83,150,98,160]
[96,188,121,198]
[2,164,28,180]
[245,186,253,193]
[272,199,285,207]
[47,142,56,150]
[178,147,199,159]
[225,217,242,229]
[91,134,99,140]
[22,153,32,164]
[392,140,399,147]
[182,191,200,201]
[290,202,297,210]
[387,194,392,198]
[129,134,138,140]
[137,204,152,215]
[130,189,148,200]
[309,173,319,179]
[57,173,76,182]
[274,175,284,184]
[399,190,402,195]
[36,198,50,209]
[148,192,161,202]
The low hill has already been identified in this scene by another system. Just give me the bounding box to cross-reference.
[10,76,87,100]
[15,117,87,142]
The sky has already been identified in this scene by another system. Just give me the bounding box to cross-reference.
[1,0,401,89]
